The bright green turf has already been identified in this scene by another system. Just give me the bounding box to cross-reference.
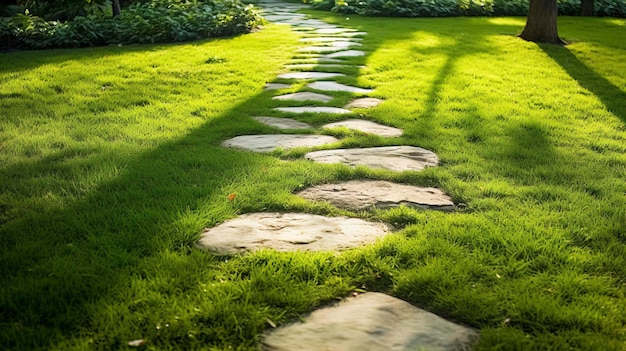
[1,13,625,351]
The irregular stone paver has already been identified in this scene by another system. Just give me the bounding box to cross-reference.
[299,37,363,42]
[296,180,454,211]
[284,64,354,70]
[223,134,338,152]
[274,107,352,114]
[314,28,358,34]
[325,50,366,58]
[197,213,389,255]
[253,116,312,130]
[305,146,438,172]
[307,31,368,37]
[277,72,345,80]
[273,92,333,102]
[308,81,374,94]
[298,46,348,53]
[344,97,382,109]
[265,83,291,90]
[292,58,344,64]
[261,292,479,351]
[322,119,402,137]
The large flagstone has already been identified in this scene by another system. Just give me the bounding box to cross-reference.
[305,146,438,172]
[253,117,312,130]
[307,81,374,94]
[273,92,334,102]
[322,119,402,137]
[197,213,390,255]
[274,107,352,114]
[277,72,345,80]
[261,292,479,351]
[223,134,338,152]
[296,180,454,211]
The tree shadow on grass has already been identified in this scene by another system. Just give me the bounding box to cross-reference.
[541,44,626,124]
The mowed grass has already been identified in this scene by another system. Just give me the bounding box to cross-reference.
[1,12,625,351]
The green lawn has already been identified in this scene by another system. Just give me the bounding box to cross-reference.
[1,13,625,351]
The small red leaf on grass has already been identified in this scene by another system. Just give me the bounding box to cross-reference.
[227,193,237,201]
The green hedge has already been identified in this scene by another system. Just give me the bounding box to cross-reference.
[1,0,262,50]
[309,0,625,17]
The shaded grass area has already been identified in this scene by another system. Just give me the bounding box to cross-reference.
[1,12,625,351]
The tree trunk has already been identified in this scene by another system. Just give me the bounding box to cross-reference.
[112,0,121,17]
[519,0,565,44]
[580,0,594,16]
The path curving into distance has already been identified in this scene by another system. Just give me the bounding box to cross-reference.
[199,1,480,349]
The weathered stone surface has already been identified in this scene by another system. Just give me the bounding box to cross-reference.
[325,50,366,58]
[274,107,352,114]
[253,116,312,130]
[265,83,291,90]
[297,180,454,211]
[273,92,333,102]
[314,28,358,34]
[298,46,346,53]
[292,58,344,64]
[307,31,368,37]
[223,134,338,152]
[322,119,402,137]
[277,72,345,80]
[299,37,363,42]
[197,213,390,255]
[344,97,382,109]
[307,81,374,94]
[305,146,438,172]
[284,64,354,70]
[261,292,479,351]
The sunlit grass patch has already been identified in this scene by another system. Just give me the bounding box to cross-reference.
[1,13,625,351]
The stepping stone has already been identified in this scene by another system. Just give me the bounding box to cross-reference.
[325,50,366,58]
[314,28,358,34]
[344,97,382,109]
[261,292,479,351]
[299,37,363,43]
[292,58,344,64]
[298,46,347,53]
[277,72,345,80]
[296,180,454,211]
[223,134,338,152]
[284,64,354,70]
[306,31,368,37]
[273,92,333,102]
[305,146,438,172]
[197,213,390,255]
[253,116,312,130]
[322,119,402,137]
[265,83,291,91]
[274,107,352,114]
[308,81,374,94]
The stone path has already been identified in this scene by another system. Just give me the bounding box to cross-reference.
[203,0,478,349]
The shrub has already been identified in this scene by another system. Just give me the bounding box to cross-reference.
[308,0,625,17]
[1,0,262,50]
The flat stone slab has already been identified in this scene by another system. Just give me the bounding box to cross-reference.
[265,83,291,91]
[299,37,363,42]
[308,81,374,94]
[261,292,479,351]
[274,107,352,114]
[322,119,402,137]
[284,64,354,70]
[298,46,347,53]
[273,92,333,102]
[223,135,338,152]
[344,97,382,109]
[296,180,454,211]
[305,146,438,172]
[197,213,389,255]
[306,31,368,37]
[253,116,312,130]
[314,28,358,34]
[277,72,345,80]
[325,50,366,58]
